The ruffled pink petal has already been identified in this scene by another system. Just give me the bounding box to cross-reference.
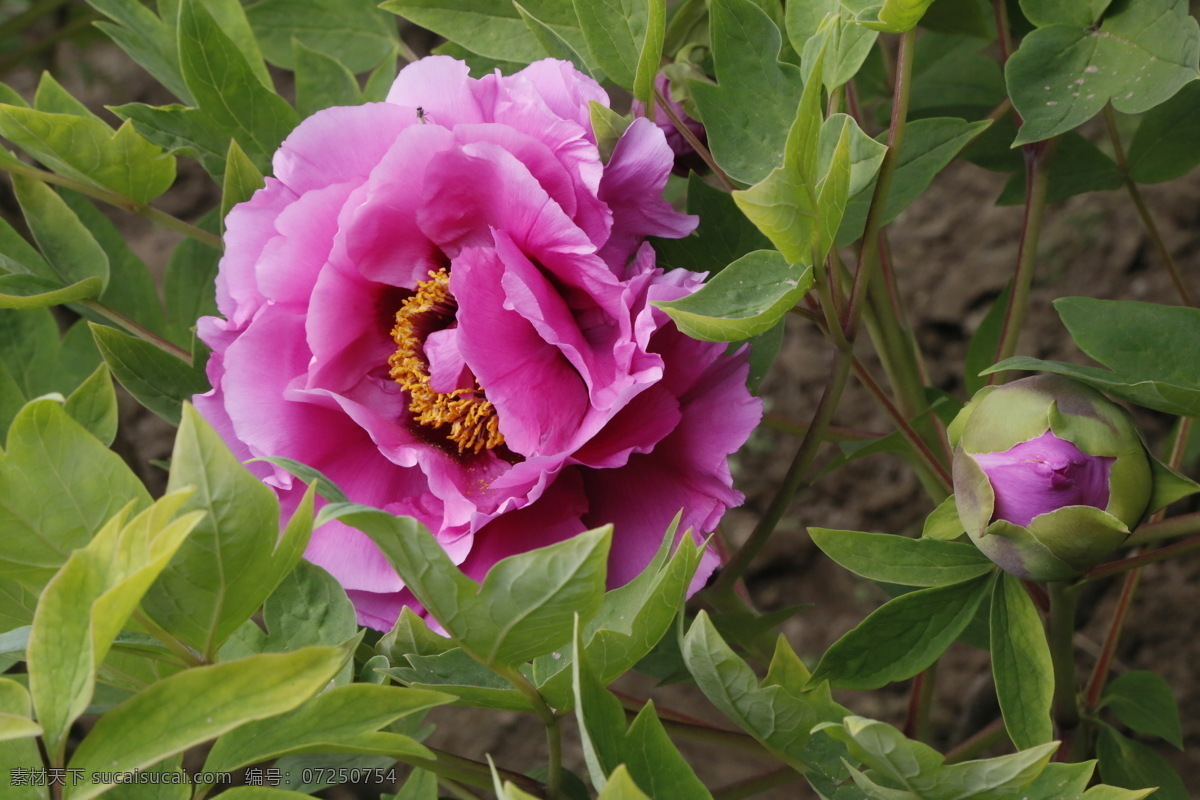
[386,55,486,126]
[216,180,296,325]
[423,328,469,393]
[255,180,356,308]
[453,245,588,457]
[274,103,415,196]
[597,119,697,268]
[345,587,422,632]
[504,59,608,133]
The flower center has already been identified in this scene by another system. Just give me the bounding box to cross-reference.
[388,269,504,455]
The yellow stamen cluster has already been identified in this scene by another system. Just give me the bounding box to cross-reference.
[388,269,505,455]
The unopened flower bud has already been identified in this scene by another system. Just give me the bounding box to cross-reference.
[950,375,1152,581]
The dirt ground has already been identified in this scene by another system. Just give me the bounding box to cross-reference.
[3,25,1199,800]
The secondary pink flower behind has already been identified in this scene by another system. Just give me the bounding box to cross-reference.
[195,56,761,630]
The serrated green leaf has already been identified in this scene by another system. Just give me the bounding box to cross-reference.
[28,492,201,762]
[681,612,817,765]
[1127,80,1200,183]
[324,504,610,666]
[813,573,992,689]
[0,108,176,205]
[1101,670,1183,749]
[90,323,208,425]
[1008,0,1200,145]
[689,0,805,184]
[380,0,587,65]
[534,516,703,708]
[654,250,813,342]
[64,646,350,800]
[293,39,365,119]
[247,0,397,73]
[0,398,151,585]
[11,175,110,293]
[177,0,299,173]
[1096,725,1186,800]
[141,404,310,659]
[811,528,994,586]
[990,572,1054,750]
[110,102,231,178]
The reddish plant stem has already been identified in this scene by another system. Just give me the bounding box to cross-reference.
[654,84,736,191]
[1083,568,1141,710]
[1085,534,1200,581]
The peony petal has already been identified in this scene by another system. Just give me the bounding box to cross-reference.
[256,180,356,308]
[274,103,415,196]
[973,431,1114,528]
[386,55,486,125]
[597,118,697,268]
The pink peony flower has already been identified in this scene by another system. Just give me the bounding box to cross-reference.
[194,56,761,631]
[972,431,1113,528]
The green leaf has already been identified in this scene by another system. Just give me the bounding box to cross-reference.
[922,494,965,541]
[1101,670,1183,749]
[64,646,350,800]
[246,0,398,73]
[324,504,611,666]
[838,117,991,244]
[0,676,44,800]
[90,323,208,426]
[596,767,652,800]
[0,398,151,586]
[163,210,220,343]
[818,715,1057,798]
[854,0,938,32]
[811,528,995,586]
[515,2,596,77]
[204,683,447,773]
[651,173,773,273]
[177,0,299,173]
[383,647,533,711]
[986,297,1200,416]
[86,0,192,102]
[0,678,39,742]
[379,0,587,65]
[990,572,1054,750]
[10,175,110,293]
[1020,0,1112,27]
[1008,0,1200,145]
[1019,761,1096,800]
[220,138,266,224]
[572,620,711,798]
[64,363,118,446]
[1127,80,1200,183]
[110,102,232,179]
[28,492,201,762]
[813,573,993,689]
[1096,725,1186,800]
[0,108,176,205]
[252,456,351,504]
[59,190,167,335]
[218,559,355,674]
[653,250,814,342]
[142,404,311,659]
[1146,454,1200,514]
[572,0,662,93]
[392,769,439,800]
[788,0,879,91]
[534,516,703,708]
[293,39,365,119]
[681,612,818,766]
[689,0,805,184]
